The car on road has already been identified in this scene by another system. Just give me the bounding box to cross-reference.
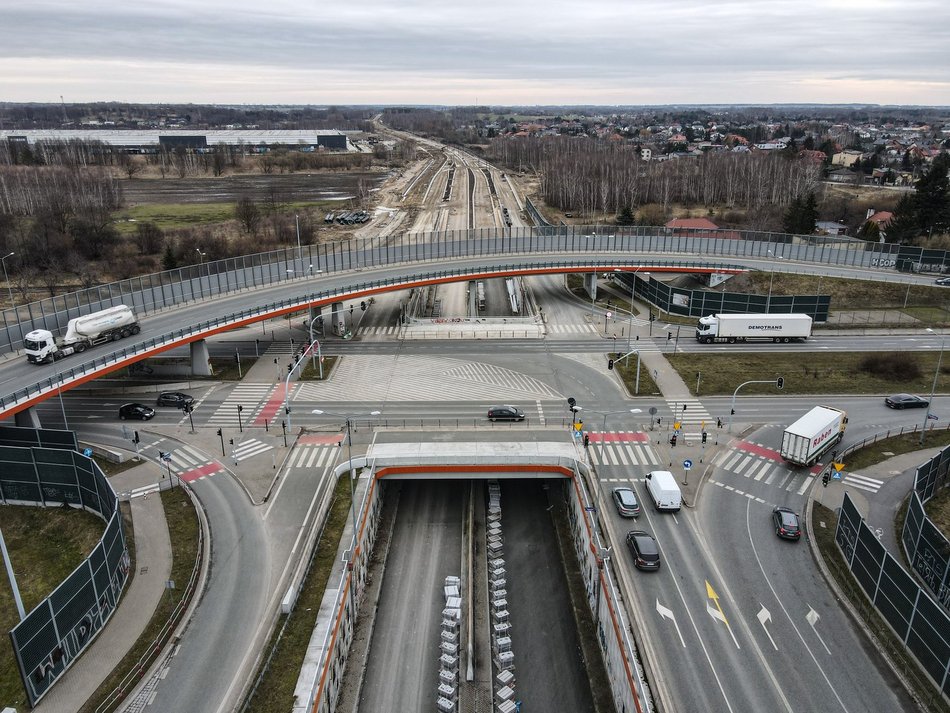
[157,391,195,408]
[885,393,930,409]
[935,277,950,286]
[487,405,525,421]
[625,530,661,571]
[772,506,801,540]
[119,403,155,421]
[612,487,641,517]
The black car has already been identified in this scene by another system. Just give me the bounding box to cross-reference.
[935,277,950,286]
[156,392,195,408]
[625,530,661,571]
[119,403,155,421]
[885,393,929,409]
[772,506,801,540]
[487,405,525,422]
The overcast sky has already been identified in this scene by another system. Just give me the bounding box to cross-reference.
[2,0,949,106]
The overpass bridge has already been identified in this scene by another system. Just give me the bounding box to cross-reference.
[0,225,937,422]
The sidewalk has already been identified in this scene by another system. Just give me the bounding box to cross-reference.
[34,463,172,713]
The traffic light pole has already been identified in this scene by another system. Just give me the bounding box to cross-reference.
[729,377,785,433]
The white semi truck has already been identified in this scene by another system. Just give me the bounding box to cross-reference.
[780,406,848,467]
[24,305,140,364]
[696,313,812,344]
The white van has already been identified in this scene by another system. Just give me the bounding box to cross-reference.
[644,470,682,512]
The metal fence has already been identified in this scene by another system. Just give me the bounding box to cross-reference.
[3,442,128,707]
[2,224,945,356]
[902,444,950,615]
[836,494,950,700]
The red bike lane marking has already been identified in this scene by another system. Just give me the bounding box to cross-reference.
[255,384,291,425]
[735,440,783,461]
[178,462,221,483]
[299,434,344,445]
[588,432,649,443]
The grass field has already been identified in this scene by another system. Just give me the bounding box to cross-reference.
[0,505,105,709]
[114,200,330,233]
[667,351,949,396]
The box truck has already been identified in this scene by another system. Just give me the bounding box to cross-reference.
[24,305,140,364]
[780,406,848,467]
[644,470,682,512]
[696,313,812,344]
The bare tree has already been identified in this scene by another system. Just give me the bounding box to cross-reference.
[235,198,262,235]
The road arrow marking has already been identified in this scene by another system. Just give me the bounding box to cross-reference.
[705,580,740,649]
[806,606,831,654]
[757,605,778,650]
[656,599,686,647]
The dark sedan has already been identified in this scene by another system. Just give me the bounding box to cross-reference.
[885,393,930,409]
[625,530,661,571]
[119,403,155,421]
[487,405,525,421]
[772,506,802,541]
[157,392,195,408]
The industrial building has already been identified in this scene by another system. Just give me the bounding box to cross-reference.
[0,129,352,152]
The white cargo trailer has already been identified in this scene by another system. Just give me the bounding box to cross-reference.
[780,406,848,467]
[696,313,812,344]
[24,305,140,364]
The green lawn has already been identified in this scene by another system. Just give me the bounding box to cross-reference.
[1,506,105,709]
[114,200,328,233]
[667,351,948,396]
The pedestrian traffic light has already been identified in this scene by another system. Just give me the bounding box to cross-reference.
[717,417,723,428]
[731,408,735,415]
[670,434,677,447]
[229,439,234,446]
[288,363,293,373]
[360,301,367,311]
[702,431,708,444]
[776,376,785,390]
[667,332,672,341]
[216,428,222,437]
[607,359,614,370]
[237,405,243,413]
[285,406,291,414]
[133,431,140,444]
[822,473,830,487]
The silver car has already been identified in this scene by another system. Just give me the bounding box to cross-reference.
[612,487,641,517]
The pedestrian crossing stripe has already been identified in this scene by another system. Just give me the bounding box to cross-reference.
[842,472,884,493]
[231,438,274,462]
[588,442,660,467]
[287,445,336,469]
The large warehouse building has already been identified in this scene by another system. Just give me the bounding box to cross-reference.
[0,129,352,152]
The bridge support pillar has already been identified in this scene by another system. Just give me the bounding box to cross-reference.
[330,302,347,337]
[14,407,41,429]
[190,339,213,376]
[584,273,598,300]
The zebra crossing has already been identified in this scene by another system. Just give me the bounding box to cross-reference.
[587,432,661,469]
[207,383,275,426]
[230,438,273,462]
[666,398,714,430]
[286,444,339,469]
[712,445,814,495]
[837,471,886,494]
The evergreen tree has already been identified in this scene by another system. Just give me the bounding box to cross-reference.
[782,193,818,234]
[161,243,178,271]
[883,195,919,243]
[913,153,950,236]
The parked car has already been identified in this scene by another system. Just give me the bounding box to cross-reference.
[772,506,802,540]
[625,530,661,571]
[487,405,525,421]
[119,403,155,421]
[612,487,641,517]
[935,277,950,286]
[885,393,930,409]
[156,391,195,408]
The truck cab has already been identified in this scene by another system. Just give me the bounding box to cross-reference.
[24,329,61,364]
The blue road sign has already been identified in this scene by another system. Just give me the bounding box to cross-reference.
[683,459,693,470]
[833,471,842,480]
[82,447,93,458]
[160,451,172,462]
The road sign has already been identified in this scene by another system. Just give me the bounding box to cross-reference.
[833,462,845,471]
[82,447,93,458]
[928,413,939,420]
[606,311,613,318]
[160,451,172,462]
[584,506,597,512]
[832,470,842,480]
[649,406,657,415]
[683,459,693,470]
[673,421,681,431]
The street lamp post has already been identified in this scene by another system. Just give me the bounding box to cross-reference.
[195,249,206,296]
[308,315,325,378]
[921,328,945,445]
[614,267,649,351]
[1,252,14,309]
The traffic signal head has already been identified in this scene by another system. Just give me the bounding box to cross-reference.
[361,301,367,311]
[731,408,735,415]
[217,428,222,437]
[702,431,708,444]
[667,332,673,340]
[284,406,291,414]
[133,431,140,444]
[776,376,785,390]
[822,473,830,487]
[237,405,243,413]
[567,397,576,408]
[607,359,614,370]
